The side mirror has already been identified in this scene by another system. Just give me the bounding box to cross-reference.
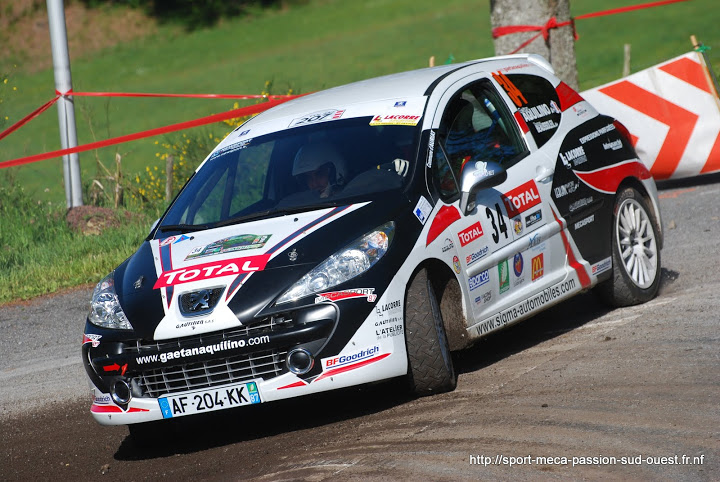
[458,160,507,215]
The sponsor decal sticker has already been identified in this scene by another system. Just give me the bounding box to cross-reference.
[315,288,377,303]
[469,270,490,291]
[553,180,579,198]
[559,146,587,168]
[426,130,435,167]
[592,257,612,275]
[289,109,344,127]
[474,290,492,308]
[370,114,421,126]
[513,253,524,277]
[175,318,215,330]
[528,232,542,249]
[442,237,455,253]
[186,234,271,260]
[498,260,510,294]
[159,234,192,247]
[466,246,489,267]
[453,256,461,274]
[502,180,541,218]
[569,196,594,212]
[154,254,271,289]
[525,209,542,227]
[83,333,102,347]
[93,393,112,405]
[458,222,484,247]
[534,119,558,133]
[579,123,616,144]
[135,337,271,366]
[472,160,496,178]
[323,345,380,370]
[603,139,623,151]
[394,101,407,107]
[574,214,595,230]
[531,254,544,281]
[513,216,524,235]
[518,103,560,122]
[413,196,433,225]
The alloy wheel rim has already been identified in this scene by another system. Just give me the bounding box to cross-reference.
[616,198,658,289]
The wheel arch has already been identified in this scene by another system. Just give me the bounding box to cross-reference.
[408,258,471,351]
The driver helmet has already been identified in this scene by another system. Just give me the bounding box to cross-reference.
[292,141,348,187]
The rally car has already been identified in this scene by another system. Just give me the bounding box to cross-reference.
[82,54,662,439]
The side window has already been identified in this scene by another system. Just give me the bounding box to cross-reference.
[505,73,562,148]
[432,80,527,201]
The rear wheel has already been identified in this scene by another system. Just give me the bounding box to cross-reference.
[596,187,661,307]
[405,268,457,395]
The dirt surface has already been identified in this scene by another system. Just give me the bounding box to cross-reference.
[1,178,719,481]
[1,0,157,73]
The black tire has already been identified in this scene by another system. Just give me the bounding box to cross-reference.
[596,187,661,307]
[405,268,457,395]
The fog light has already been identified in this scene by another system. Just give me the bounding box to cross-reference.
[111,379,132,405]
[286,348,314,375]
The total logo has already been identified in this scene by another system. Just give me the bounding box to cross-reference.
[458,222,484,247]
[154,254,270,289]
[502,180,541,218]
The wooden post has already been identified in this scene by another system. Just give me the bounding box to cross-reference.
[114,152,123,208]
[623,44,631,77]
[166,155,174,201]
[691,35,720,105]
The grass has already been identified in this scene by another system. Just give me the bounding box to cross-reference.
[3,0,718,205]
[0,175,153,305]
[0,0,718,304]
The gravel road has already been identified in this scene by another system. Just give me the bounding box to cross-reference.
[1,175,718,481]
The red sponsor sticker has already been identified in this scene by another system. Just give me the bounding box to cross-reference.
[531,254,544,281]
[458,222,484,247]
[314,289,376,303]
[154,254,271,289]
[502,180,541,218]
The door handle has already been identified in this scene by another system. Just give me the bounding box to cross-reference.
[535,165,554,184]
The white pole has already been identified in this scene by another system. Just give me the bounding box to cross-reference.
[47,0,83,208]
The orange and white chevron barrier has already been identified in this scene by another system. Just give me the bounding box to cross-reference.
[581,51,720,180]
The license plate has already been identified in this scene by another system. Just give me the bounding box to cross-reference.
[158,380,261,419]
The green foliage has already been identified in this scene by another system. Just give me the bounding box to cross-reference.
[0,171,152,305]
[78,0,306,30]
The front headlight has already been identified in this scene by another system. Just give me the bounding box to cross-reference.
[88,273,133,330]
[276,222,395,304]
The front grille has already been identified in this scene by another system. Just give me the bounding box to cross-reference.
[135,349,288,398]
[127,316,294,398]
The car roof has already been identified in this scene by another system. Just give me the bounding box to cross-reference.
[250,54,554,123]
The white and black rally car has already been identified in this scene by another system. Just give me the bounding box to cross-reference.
[82,54,662,437]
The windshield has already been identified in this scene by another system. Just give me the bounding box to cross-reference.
[159,116,421,230]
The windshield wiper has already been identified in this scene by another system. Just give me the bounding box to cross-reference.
[213,209,277,228]
[156,223,212,234]
[213,204,339,228]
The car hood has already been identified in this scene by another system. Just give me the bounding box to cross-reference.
[113,197,410,340]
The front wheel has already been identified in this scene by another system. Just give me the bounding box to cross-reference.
[405,268,457,395]
[596,187,661,307]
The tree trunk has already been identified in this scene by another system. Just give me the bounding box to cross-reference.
[490,0,579,90]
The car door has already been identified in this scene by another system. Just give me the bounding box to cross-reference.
[428,74,572,335]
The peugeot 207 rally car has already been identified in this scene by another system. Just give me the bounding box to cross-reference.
[82,54,662,438]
